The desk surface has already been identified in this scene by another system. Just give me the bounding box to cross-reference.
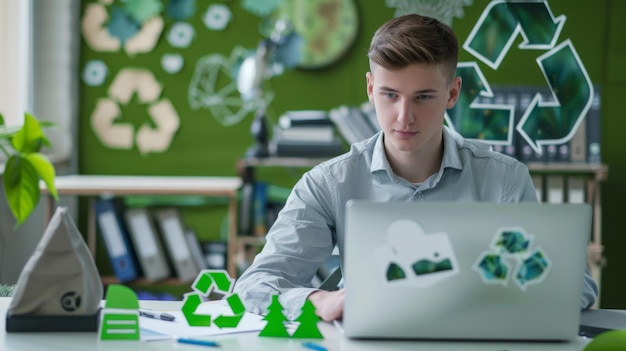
[1,298,599,351]
[41,174,243,196]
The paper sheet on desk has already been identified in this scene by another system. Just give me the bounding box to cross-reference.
[139,300,265,341]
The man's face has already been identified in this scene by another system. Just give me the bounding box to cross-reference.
[366,63,461,159]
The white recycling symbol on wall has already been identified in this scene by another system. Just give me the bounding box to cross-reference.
[90,68,180,155]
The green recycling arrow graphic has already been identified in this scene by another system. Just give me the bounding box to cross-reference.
[182,292,213,326]
[181,269,245,328]
[516,39,593,154]
[464,0,565,69]
[194,270,233,295]
[445,62,513,143]
[213,294,246,328]
[451,0,594,153]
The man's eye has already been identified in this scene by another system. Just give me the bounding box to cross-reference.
[383,92,397,99]
[416,95,433,100]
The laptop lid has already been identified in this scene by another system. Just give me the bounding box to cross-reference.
[343,201,591,341]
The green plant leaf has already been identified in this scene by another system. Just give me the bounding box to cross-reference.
[25,152,58,201]
[11,113,48,153]
[3,154,40,225]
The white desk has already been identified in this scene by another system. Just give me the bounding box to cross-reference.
[40,175,243,278]
[1,298,595,350]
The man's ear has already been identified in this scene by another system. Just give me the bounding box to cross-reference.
[366,72,374,103]
[446,76,462,109]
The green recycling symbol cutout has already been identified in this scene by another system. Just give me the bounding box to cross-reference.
[445,0,593,155]
[181,269,245,328]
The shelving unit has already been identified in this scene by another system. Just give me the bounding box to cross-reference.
[40,174,242,282]
[527,162,608,301]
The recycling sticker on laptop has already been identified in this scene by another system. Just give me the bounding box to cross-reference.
[373,219,460,287]
[473,228,551,291]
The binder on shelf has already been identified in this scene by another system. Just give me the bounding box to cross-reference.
[253,182,268,236]
[95,197,139,283]
[155,208,199,282]
[239,182,254,235]
[185,229,208,271]
[586,86,602,164]
[546,175,565,204]
[567,176,586,204]
[569,118,587,162]
[201,241,227,270]
[531,174,544,203]
[124,207,171,282]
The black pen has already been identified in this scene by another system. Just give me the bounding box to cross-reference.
[138,308,176,321]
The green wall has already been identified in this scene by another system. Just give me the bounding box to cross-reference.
[78,0,625,308]
[594,0,626,310]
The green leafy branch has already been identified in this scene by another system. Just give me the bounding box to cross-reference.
[0,113,58,226]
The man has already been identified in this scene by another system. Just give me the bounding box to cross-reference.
[234,14,598,322]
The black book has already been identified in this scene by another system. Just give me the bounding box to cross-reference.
[278,110,334,129]
[269,138,345,158]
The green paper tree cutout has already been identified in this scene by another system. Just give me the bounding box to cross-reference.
[259,295,290,337]
[291,300,323,339]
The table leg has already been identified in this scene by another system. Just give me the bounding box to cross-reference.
[88,197,96,259]
[228,195,237,278]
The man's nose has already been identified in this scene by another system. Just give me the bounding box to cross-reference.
[397,99,415,125]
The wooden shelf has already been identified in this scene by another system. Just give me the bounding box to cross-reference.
[237,157,327,169]
[101,276,192,286]
[40,174,243,280]
[527,162,608,180]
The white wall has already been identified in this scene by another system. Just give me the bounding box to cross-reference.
[0,0,30,129]
[0,0,80,284]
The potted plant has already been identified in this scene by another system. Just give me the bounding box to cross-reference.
[0,112,58,226]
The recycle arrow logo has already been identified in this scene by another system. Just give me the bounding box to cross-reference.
[449,0,593,154]
[445,62,514,144]
[181,270,245,328]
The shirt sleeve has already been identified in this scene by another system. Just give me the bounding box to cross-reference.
[581,264,599,310]
[504,162,539,203]
[233,167,336,317]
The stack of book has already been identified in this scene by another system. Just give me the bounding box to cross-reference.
[329,102,380,145]
[269,110,345,158]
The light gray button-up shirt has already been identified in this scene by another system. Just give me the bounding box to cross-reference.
[233,126,598,317]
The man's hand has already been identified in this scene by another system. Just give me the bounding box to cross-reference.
[308,289,345,321]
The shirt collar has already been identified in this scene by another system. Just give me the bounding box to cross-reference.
[370,126,465,177]
[441,125,464,171]
[371,131,388,174]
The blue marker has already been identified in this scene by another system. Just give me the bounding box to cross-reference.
[177,338,220,347]
[302,341,327,351]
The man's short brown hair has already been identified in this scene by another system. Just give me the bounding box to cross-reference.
[368,14,459,82]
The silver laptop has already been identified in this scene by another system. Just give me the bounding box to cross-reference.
[342,201,591,341]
